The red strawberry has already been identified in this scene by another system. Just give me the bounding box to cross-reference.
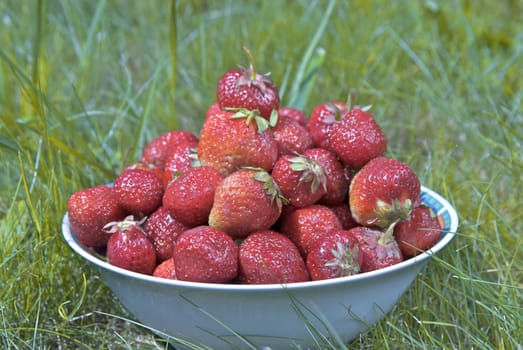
[105,216,157,275]
[153,257,177,279]
[271,114,313,157]
[306,230,363,281]
[238,230,309,284]
[278,106,307,126]
[162,140,199,188]
[346,225,403,273]
[162,165,222,227]
[349,156,420,228]
[394,205,442,257]
[271,153,327,208]
[122,162,164,181]
[198,104,278,177]
[114,166,164,217]
[279,204,343,256]
[67,185,126,248]
[143,206,188,262]
[306,101,349,149]
[208,168,283,238]
[329,203,359,230]
[328,107,387,169]
[303,148,348,205]
[173,226,238,283]
[216,47,279,119]
[141,130,198,168]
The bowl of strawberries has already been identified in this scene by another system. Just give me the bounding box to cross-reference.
[62,50,459,350]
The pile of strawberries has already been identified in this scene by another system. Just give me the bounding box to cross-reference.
[67,48,442,284]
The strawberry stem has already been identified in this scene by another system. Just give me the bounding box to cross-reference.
[346,90,356,111]
[378,219,400,245]
[242,46,257,80]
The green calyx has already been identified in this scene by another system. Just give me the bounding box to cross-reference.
[235,45,273,94]
[323,102,345,124]
[228,107,277,133]
[345,90,372,113]
[288,154,328,193]
[325,241,361,277]
[103,215,146,234]
[252,168,287,211]
[373,198,413,229]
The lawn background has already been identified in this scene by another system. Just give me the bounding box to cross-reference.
[1,0,522,349]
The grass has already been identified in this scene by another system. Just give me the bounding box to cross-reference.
[1,0,522,348]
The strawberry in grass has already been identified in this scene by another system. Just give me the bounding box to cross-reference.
[279,204,343,256]
[141,130,198,168]
[114,166,164,217]
[198,103,278,177]
[238,230,310,284]
[306,101,349,149]
[216,46,280,119]
[143,206,188,262]
[67,185,126,248]
[278,106,307,126]
[327,106,387,169]
[349,156,420,228]
[394,205,442,257]
[306,229,362,281]
[346,225,403,273]
[162,139,199,188]
[271,153,327,208]
[173,226,238,283]
[208,168,284,238]
[105,216,157,275]
[303,148,348,206]
[153,257,177,280]
[163,165,223,227]
[329,203,358,230]
[271,113,313,157]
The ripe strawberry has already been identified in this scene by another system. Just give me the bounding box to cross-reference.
[143,206,188,262]
[114,166,164,217]
[162,165,223,227]
[238,230,309,284]
[349,156,421,228]
[271,114,313,157]
[162,140,199,188]
[278,106,307,126]
[153,257,177,280]
[279,204,343,256]
[208,168,283,238]
[122,162,164,180]
[394,205,442,257]
[303,148,348,205]
[141,130,199,168]
[173,226,238,283]
[67,185,126,248]
[306,101,349,149]
[105,216,157,275]
[327,107,387,169]
[329,203,358,230]
[271,153,327,208]
[346,225,403,273]
[306,230,363,281]
[216,47,279,119]
[197,104,278,177]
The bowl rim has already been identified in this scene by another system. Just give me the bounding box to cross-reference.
[62,185,458,291]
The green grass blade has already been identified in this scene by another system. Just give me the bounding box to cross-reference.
[80,0,106,68]
[169,0,178,129]
[286,0,335,109]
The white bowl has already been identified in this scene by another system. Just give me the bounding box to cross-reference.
[62,186,458,350]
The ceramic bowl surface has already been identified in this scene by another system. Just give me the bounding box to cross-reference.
[62,186,459,350]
